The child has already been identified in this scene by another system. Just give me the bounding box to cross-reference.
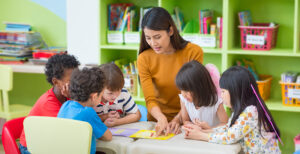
[57,67,112,154]
[19,54,80,154]
[175,60,228,129]
[94,63,141,127]
[183,66,281,153]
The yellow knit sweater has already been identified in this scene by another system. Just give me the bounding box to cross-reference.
[137,43,203,121]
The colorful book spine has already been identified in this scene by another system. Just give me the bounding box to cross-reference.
[203,17,208,34]
[199,11,202,34]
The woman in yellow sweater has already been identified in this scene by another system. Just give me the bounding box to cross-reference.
[137,7,204,136]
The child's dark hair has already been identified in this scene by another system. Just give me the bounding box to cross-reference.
[139,7,188,54]
[69,67,106,102]
[220,66,280,137]
[100,63,124,91]
[45,54,80,85]
[175,60,217,107]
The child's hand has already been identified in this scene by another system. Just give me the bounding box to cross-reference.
[104,118,118,127]
[61,83,70,98]
[108,111,120,119]
[182,124,208,141]
[193,119,211,130]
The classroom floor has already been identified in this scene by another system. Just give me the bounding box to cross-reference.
[0,139,4,154]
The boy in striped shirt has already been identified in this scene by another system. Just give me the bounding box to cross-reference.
[94,63,141,127]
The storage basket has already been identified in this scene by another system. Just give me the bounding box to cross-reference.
[280,82,300,106]
[256,75,272,101]
[238,23,279,51]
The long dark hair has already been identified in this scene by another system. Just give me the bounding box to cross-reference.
[220,66,280,137]
[175,60,217,107]
[139,7,188,54]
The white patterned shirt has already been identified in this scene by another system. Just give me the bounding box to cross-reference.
[208,105,281,154]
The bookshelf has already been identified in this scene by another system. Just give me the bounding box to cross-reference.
[67,0,300,153]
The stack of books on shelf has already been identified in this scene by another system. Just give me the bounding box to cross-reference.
[199,9,214,34]
[29,47,67,65]
[171,7,185,33]
[108,3,137,32]
[180,9,222,48]
[138,7,153,31]
[0,23,44,64]
[107,3,143,44]
[199,9,223,48]
[238,11,253,26]
[4,22,32,32]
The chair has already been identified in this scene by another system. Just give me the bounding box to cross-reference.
[1,116,25,154]
[24,116,92,154]
[0,65,32,120]
[137,104,147,121]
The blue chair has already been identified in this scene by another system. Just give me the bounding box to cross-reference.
[137,104,147,121]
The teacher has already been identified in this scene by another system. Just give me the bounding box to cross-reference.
[137,7,204,136]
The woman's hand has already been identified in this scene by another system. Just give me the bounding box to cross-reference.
[168,120,181,135]
[155,116,169,136]
[182,123,209,141]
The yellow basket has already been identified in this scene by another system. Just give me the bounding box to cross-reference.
[280,82,300,107]
[256,75,272,101]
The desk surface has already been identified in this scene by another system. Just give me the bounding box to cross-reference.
[7,63,92,74]
[126,133,241,154]
[8,63,45,74]
[96,122,241,154]
[96,121,156,154]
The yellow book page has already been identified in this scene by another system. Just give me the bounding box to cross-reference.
[129,130,174,140]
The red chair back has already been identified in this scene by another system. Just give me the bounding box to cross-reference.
[2,117,25,154]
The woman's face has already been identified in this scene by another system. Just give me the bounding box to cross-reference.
[221,88,231,108]
[143,27,174,54]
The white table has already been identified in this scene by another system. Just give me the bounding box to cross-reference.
[126,133,241,154]
[96,121,156,154]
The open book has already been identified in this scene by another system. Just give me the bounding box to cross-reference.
[129,130,175,140]
[109,128,139,137]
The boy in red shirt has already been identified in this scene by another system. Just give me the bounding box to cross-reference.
[19,54,80,154]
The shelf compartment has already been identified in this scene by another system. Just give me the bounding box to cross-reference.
[228,0,295,51]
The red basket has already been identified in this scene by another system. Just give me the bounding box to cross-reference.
[238,23,279,51]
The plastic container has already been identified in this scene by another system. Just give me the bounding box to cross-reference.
[257,75,273,101]
[238,23,279,51]
[280,82,300,106]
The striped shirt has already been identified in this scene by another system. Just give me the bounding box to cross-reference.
[94,89,138,117]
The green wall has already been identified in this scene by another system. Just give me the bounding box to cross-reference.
[0,0,66,46]
[0,0,66,106]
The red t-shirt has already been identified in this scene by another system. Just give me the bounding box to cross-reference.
[20,88,63,147]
